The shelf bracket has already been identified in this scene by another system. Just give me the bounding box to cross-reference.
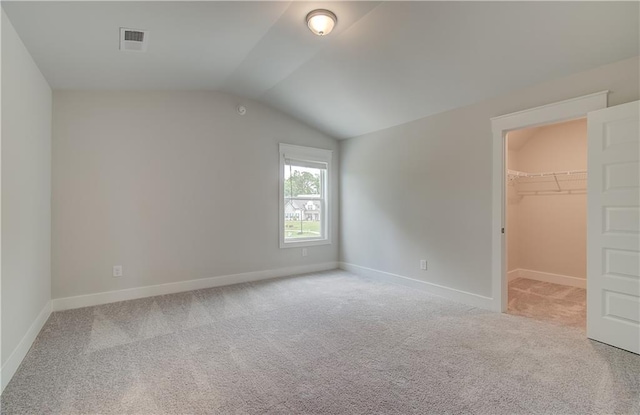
[553,173,561,192]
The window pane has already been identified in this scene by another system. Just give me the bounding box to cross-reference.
[284,199,323,240]
[284,162,324,198]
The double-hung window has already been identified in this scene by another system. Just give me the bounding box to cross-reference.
[279,144,332,248]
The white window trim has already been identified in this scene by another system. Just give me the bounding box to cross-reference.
[279,143,332,249]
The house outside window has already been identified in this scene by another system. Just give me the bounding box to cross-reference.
[279,143,332,248]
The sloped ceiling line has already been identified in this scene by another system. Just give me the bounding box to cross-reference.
[254,1,384,100]
[3,1,639,139]
[221,1,383,101]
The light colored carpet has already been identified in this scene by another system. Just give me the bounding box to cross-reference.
[2,270,639,414]
[508,277,586,329]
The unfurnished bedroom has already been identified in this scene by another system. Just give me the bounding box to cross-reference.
[1,1,639,414]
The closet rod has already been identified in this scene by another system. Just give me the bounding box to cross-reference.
[517,190,587,196]
[507,169,587,178]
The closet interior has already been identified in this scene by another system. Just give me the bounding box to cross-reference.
[506,118,588,329]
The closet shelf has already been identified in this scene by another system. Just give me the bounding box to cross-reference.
[507,169,587,195]
[507,169,587,178]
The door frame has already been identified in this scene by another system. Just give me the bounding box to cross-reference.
[489,91,609,312]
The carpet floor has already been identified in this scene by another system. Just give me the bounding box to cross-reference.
[2,270,639,414]
[508,277,586,329]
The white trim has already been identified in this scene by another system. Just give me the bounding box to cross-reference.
[490,91,608,312]
[508,268,586,289]
[490,91,609,127]
[279,143,333,249]
[280,239,331,249]
[52,262,338,311]
[340,262,493,310]
[507,269,521,281]
[279,143,333,161]
[1,301,52,393]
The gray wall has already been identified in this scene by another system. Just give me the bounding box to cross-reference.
[52,91,339,299]
[340,57,639,298]
[1,12,52,365]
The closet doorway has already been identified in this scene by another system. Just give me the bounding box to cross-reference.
[505,118,587,329]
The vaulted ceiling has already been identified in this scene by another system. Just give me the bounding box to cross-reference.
[3,1,639,138]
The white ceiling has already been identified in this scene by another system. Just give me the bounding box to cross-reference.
[3,1,639,139]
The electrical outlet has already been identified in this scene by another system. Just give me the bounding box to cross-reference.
[113,265,123,277]
[302,248,308,257]
[420,260,427,270]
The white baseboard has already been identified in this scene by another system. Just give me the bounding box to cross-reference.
[1,300,52,393]
[339,262,494,310]
[507,269,521,281]
[52,262,339,312]
[509,268,586,288]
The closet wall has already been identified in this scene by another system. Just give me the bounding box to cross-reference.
[507,119,587,286]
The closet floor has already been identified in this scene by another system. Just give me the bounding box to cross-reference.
[508,278,586,329]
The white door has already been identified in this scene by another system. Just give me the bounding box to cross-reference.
[587,100,640,354]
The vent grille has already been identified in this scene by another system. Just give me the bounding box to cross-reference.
[124,30,144,42]
[119,28,148,52]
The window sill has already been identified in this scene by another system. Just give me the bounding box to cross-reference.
[280,239,331,249]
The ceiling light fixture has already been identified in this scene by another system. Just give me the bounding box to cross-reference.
[306,9,337,36]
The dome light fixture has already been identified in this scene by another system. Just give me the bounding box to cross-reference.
[306,9,337,36]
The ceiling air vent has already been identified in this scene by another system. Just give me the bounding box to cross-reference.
[119,28,148,52]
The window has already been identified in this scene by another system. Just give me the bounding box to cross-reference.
[279,143,332,248]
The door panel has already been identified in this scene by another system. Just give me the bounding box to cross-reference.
[587,100,640,354]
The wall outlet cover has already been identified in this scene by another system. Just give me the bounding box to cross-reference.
[113,265,123,277]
